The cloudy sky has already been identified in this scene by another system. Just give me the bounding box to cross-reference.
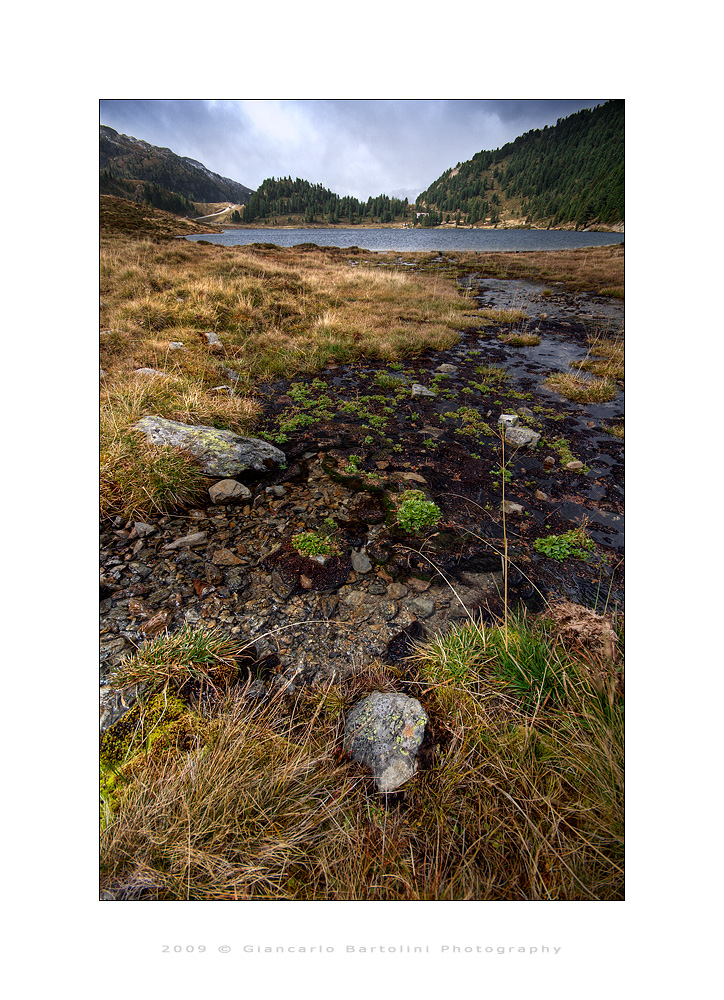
[99,99,609,203]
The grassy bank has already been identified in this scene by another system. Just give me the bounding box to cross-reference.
[101,610,623,901]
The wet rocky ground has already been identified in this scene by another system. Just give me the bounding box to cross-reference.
[100,272,623,728]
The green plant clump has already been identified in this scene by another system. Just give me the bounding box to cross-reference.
[395,490,442,534]
[292,530,337,559]
[534,527,595,561]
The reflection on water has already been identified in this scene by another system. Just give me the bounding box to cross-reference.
[181,227,624,253]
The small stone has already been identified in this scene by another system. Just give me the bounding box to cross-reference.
[209,479,252,504]
[504,426,541,448]
[411,383,437,398]
[212,548,243,566]
[351,549,373,574]
[140,610,171,637]
[168,342,185,350]
[300,574,313,589]
[407,578,431,593]
[543,456,556,468]
[133,522,156,537]
[498,413,520,427]
[387,582,409,600]
[502,501,525,515]
[534,490,548,501]
[162,531,207,551]
[566,460,584,471]
[435,363,458,374]
[408,597,435,619]
[342,590,366,608]
[203,331,222,347]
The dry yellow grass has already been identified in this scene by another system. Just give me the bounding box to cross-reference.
[100,236,474,519]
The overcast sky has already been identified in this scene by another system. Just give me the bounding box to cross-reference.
[99,99,609,203]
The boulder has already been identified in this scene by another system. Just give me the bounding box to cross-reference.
[344,691,428,792]
[133,416,286,477]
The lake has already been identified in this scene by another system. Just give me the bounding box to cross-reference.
[181,227,624,253]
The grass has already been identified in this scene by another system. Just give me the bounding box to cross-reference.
[477,307,528,325]
[100,233,473,520]
[574,333,624,381]
[500,331,541,347]
[100,609,623,900]
[544,371,618,403]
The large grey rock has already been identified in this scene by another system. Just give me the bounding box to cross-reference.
[504,425,541,449]
[344,691,428,792]
[133,416,286,477]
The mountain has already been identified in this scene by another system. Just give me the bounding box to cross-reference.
[99,125,253,213]
[416,100,624,229]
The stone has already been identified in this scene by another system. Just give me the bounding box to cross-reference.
[502,501,525,515]
[203,331,222,347]
[351,548,372,574]
[411,383,437,398]
[168,342,185,350]
[211,547,243,566]
[133,522,156,537]
[134,367,169,378]
[435,363,458,374]
[133,416,286,477]
[387,582,409,600]
[498,413,519,427]
[344,691,428,792]
[566,460,584,471]
[408,597,435,619]
[534,490,548,502]
[162,531,207,551]
[209,479,252,504]
[543,456,556,468]
[504,425,541,449]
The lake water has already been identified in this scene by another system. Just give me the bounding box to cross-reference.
[181,227,624,253]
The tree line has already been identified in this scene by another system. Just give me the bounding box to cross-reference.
[240,176,411,224]
[417,100,624,227]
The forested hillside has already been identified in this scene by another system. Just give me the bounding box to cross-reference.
[240,176,411,225]
[100,126,253,212]
[417,100,624,228]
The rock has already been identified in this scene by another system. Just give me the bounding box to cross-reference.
[168,342,185,350]
[502,501,525,515]
[408,596,435,619]
[139,609,171,637]
[212,547,243,566]
[566,460,584,471]
[543,456,556,468]
[504,426,541,449]
[351,549,372,574]
[435,364,458,374]
[203,331,222,348]
[271,570,294,600]
[133,522,156,537]
[387,582,409,600]
[209,480,252,504]
[411,384,437,398]
[134,367,170,378]
[534,490,548,502]
[344,691,428,792]
[133,416,286,477]
[161,531,207,551]
[498,413,519,427]
[517,407,536,419]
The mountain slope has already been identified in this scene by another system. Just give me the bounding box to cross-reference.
[416,100,624,228]
[99,126,253,211]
